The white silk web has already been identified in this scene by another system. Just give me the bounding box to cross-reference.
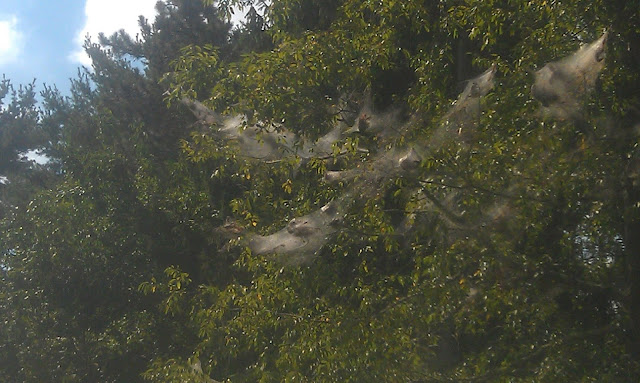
[185,32,608,265]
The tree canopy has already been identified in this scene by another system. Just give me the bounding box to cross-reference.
[1,0,640,382]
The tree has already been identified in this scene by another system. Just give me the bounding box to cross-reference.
[151,0,640,381]
[2,0,640,381]
[1,1,234,381]
[0,79,62,217]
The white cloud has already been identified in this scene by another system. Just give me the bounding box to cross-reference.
[70,0,158,66]
[23,149,49,165]
[0,15,24,65]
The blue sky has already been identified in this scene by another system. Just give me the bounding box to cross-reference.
[0,0,164,93]
[1,1,245,95]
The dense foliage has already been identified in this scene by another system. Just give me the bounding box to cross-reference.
[1,0,640,381]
